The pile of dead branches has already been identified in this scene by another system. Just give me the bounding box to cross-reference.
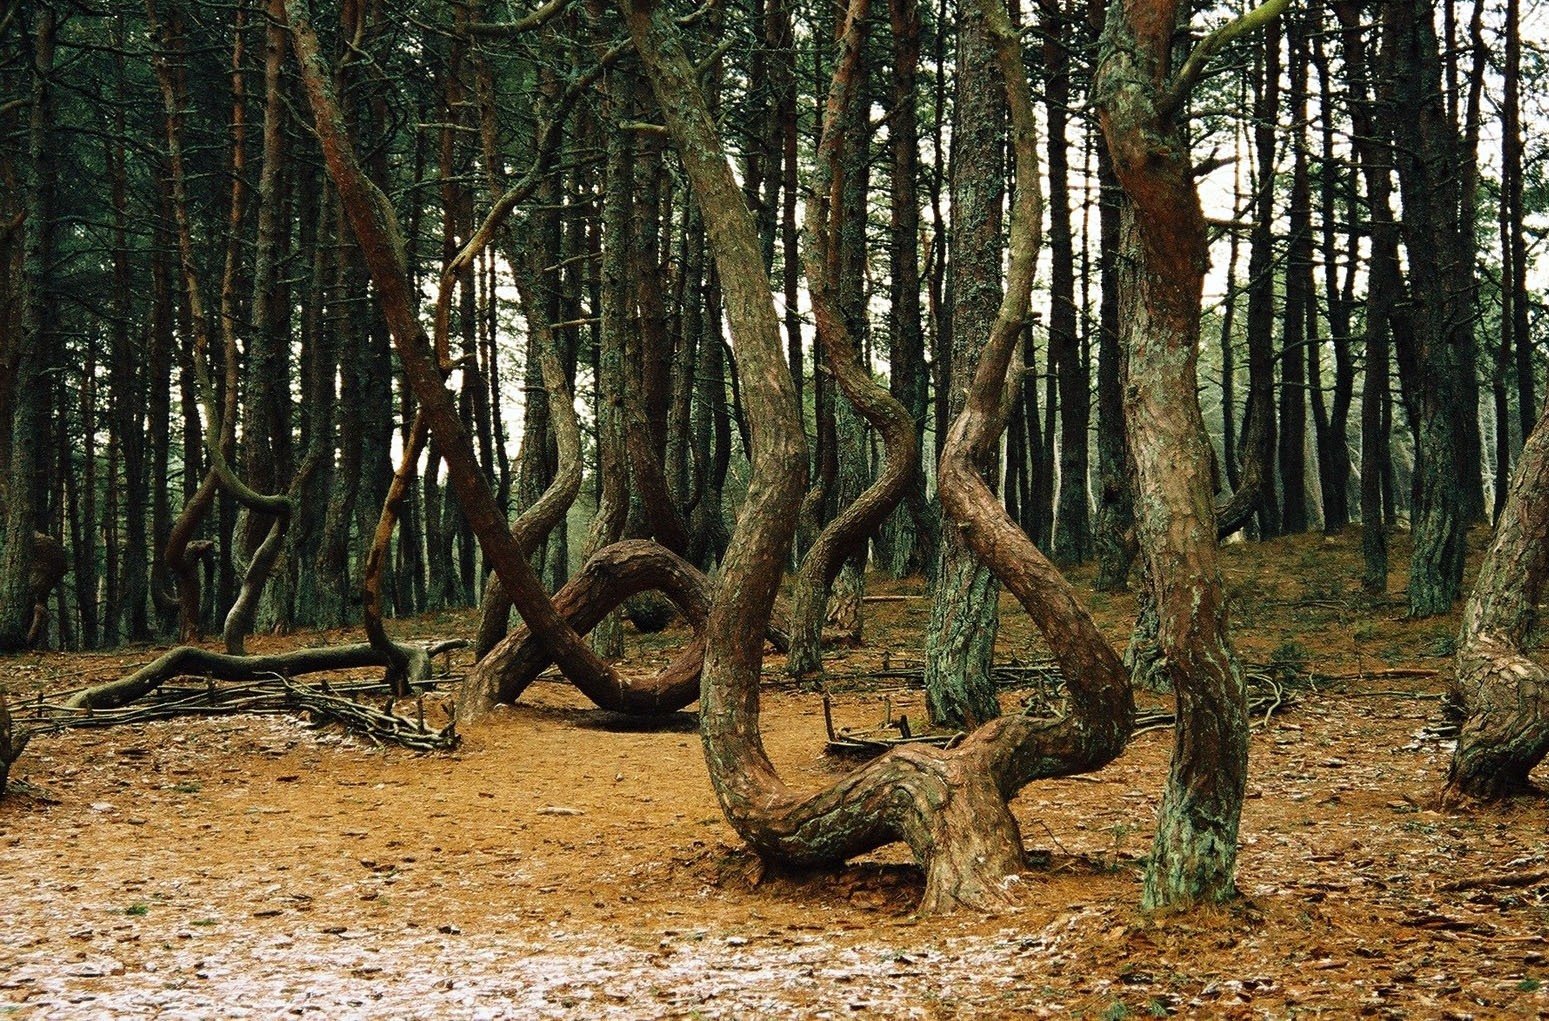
[823,658,1314,755]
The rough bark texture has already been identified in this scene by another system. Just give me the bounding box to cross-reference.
[1095,0,1260,910]
[1444,402,1549,801]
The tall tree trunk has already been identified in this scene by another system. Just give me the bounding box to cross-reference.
[1335,0,1396,592]
[1277,16,1310,534]
[0,6,54,651]
[1217,22,1281,540]
[786,0,919,677]
[1310,27,1353,534]
[925,0,1004,729]
[1091,124,1135,592]
[882,0,933,579]
[1046,0,1089,565]
[1096,0,1281,909]
[1379,0,1470,617]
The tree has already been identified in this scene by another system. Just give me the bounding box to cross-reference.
[924,0,1004,729]
[1444,402,1549,800]
[1095,0,1288,908]
[0,4,54,652]
[1380,0,1474,617]
[626,0,1132,913]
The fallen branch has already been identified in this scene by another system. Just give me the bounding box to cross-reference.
[824,663,1307,754]
[64,639,466,712]
[12,672,460,753]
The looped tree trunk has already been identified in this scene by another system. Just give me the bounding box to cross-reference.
[458,540,714,721]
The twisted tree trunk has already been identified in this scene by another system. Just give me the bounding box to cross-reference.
[785,0,919,677]
[627,0,1131,914]
[1096,0,1283,909]
[1445,402,1549,801]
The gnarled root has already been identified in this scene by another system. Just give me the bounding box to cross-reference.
[1444,639,1549,802]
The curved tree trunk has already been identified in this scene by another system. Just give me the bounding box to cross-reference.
[467,40,584,660]
[458,540,714,720]
[1096,0,1279,909]
[1444,402,1549,800]
[785,0,920,678]
[146,0,297,655]
[65,638,466,714]
[288,0,646,703]
[627,0,1131,914]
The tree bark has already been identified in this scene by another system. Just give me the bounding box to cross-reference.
[1444,401,1549,800]
[925,0,1004,729]
[1096,0,1276,909]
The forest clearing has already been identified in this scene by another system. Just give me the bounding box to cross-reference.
[4,533,1548,1019]
[4,0,1549,1016]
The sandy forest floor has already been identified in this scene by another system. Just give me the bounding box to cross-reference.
[3,530,1548,1020]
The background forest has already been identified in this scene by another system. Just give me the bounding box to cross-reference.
[1,0,1543,657]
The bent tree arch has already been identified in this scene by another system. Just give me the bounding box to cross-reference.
[625,0,1132,913]
[1445,401,1549,800]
